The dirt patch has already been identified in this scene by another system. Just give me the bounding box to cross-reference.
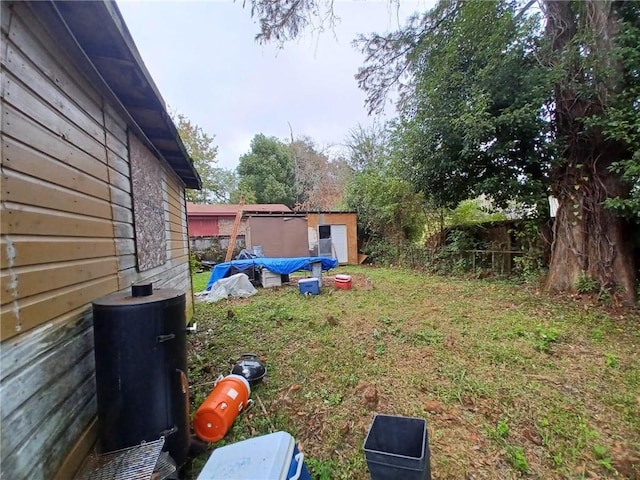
[322,273,373,289]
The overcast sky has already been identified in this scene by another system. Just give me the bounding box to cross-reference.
[116,1,434,170]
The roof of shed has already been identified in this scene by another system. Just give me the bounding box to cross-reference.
[30,1,201,189]
[187,203,293,216]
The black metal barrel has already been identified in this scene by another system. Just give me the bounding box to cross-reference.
[92,283,189,466]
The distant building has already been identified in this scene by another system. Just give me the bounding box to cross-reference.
[187,204,359,264]
[186,203,292,251]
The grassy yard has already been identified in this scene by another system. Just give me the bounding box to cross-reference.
[185,266,639,479]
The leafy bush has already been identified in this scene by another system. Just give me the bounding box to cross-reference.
[189,253,199,274]
[575,271,600,293]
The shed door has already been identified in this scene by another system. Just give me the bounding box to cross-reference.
[330,224,348,263]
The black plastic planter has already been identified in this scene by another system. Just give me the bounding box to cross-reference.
[364,414,431,480]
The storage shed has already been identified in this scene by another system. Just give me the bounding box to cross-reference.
[245,214,310,258]
[186,202,292,252]
[306,212,358,264]
[1,1,200,478]
[243,211,359,264]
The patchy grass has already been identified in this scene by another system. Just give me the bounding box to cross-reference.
[184,267,640,480]
[191,271,210,293]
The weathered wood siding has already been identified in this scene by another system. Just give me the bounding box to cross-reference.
[0,2,192,479]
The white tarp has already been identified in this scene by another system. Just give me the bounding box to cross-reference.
[195,273,257,303]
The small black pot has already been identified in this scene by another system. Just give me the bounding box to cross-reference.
[230,353,266,385]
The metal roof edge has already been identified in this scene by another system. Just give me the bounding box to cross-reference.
[29,0,201,189]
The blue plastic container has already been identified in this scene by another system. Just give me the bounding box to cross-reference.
[298,278,320,295]
[196,431,311,480]
[364,414,431,480]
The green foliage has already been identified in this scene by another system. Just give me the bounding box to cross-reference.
[605,353,619,369]
[510,220,545,281]
[506,445,529,473]
[189,253,199,274]
[593,445,615,472]
[447,198,507,226]
[488,419,510,441]
[174,113,236,203]
[430,229,478,274]
[605,155,640,220]
[533,325,561,353]
[346,170,426,244]
[575,272,599,294]
[342,121,426,262]
[230,181,257,204]
[306,457,334,480]
[488,419,529,473]
[236,134,295,206]
[344,122,389,172]
[388,1,550,209]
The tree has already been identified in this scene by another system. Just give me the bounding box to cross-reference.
[343,122,425,248]
[345,170,425,246]
[174,113,235,203]
[290,136,351,211]
[344,123,389,172]
[541,1,638,303]
[247,0,341,44]
[357,0,637,303]
[245,0,638,303]
[596,6,640,221]
[236,134,295,206]
[388,1,550,209]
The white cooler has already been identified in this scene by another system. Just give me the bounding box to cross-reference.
[196,431,311,480]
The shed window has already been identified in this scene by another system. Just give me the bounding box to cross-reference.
[319,225,331,239]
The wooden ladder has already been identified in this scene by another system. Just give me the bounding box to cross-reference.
[225,195,245,262]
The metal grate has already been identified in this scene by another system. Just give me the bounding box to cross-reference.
[75,438,165,480]
[153,452,178,480]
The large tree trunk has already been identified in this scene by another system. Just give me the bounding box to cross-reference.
[547,148,636,304]
[544,0,637,305]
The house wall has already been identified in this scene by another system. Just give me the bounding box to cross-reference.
[0,3,192,479]
[218,217,248,236]
[189,216,219,237]
[307,213,358,264]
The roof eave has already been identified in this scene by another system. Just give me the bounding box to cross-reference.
[32,0,202,189]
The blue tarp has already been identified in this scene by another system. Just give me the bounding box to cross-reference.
[205,256,339,290]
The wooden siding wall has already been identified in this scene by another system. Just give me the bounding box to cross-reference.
[0,3,192,479]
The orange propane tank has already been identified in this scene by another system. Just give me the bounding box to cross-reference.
[193,374,251,443]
